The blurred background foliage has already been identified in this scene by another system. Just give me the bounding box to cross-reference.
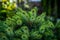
[0,0,60,40]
